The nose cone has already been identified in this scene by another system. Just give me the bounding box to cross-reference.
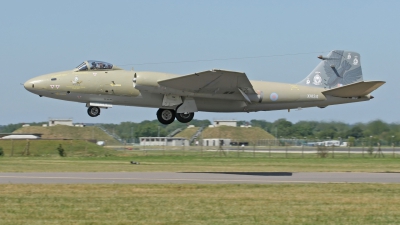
[24,77,43,93]
[24,79,32,90]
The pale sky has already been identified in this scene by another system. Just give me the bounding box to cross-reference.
[1,0,398,125]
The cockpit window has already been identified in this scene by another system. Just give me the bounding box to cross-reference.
[88,60,113,70]
[75,60,115,71]
[76,62,88,71]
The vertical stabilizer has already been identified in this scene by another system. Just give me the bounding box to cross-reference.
[298,50,363,89]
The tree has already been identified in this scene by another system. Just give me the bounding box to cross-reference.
[291,121,317,137]
[273,119,293,138]
[366,120,390,136]
[250,120,273,132]
[346,126,364,139]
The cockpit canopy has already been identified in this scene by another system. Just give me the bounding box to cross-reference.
[75,60,121,71]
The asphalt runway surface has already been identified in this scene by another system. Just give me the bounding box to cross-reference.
[0,172,399,184]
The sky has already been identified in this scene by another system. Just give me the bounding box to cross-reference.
[1,0,399,125]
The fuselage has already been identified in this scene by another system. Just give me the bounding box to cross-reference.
[24,67,370,113]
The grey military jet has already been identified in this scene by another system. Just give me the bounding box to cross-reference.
[24,50,384,124]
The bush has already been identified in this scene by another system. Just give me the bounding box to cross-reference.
[57,144,66,157]
[317,145,329,158]
[367,147,374,155]
[0,147,3,156]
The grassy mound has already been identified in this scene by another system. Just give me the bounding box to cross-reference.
[13,126,120,145]
[201,126,275,141]
[0,139,115,157]
[174,127,199,139]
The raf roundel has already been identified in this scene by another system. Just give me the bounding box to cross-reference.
[270,92,279,101]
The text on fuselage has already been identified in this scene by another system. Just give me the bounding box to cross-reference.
[307,94,319,99]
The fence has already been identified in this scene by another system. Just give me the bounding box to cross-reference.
[0,139,399,158]
[120,142,398,159]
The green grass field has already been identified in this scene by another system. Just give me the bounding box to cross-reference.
[0,183,399,225]
[1,155,400,172]
[1,140,399,172]
[1,141,400,224]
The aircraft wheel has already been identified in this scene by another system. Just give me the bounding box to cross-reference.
[157,108,175,125]
[87,106,100,117]
[176,112,194,123]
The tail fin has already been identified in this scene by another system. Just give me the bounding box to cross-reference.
[298,50,363,89]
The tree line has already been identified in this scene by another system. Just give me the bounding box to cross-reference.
[246,119,400,145]
[1,119,400,145]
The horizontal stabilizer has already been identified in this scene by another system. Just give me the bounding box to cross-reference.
[322,81,385,97]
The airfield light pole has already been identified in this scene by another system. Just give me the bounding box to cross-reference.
[392,135,395,158]
[302,137,306,158]
[362,138,364,157]
[131,127,134,144]
[326,137,333,158]
[370,136,373,148]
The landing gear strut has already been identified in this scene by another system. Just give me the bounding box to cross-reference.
[157,108,176,125]
[176,112,194,123]
[87,106,100,117]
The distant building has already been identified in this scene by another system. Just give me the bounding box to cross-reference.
[49,118,73,127]
[0,133,42,139]
[140,137,189,146]
[212,120,237,127]
[203,138,231,146]
[240,124,252,128]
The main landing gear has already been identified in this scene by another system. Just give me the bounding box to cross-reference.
[87,106,101,117]
[157,108,194,125]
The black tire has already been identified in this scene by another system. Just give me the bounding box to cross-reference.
[157,109,175,125]
[176,112,194,123]
[87,106,100,117]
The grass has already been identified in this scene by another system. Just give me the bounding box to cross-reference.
[0,140,399,172]
[0,140,115,157]
[13,125,120,145]
[1,155,400,172]
[0,143,399,224]
[0,183,399,224]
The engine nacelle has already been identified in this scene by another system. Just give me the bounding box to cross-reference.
[134,71,173,87]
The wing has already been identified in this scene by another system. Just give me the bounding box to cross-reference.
[158,69,259,102]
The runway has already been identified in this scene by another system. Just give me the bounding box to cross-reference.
[0,172,399,184]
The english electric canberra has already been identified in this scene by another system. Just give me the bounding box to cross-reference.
[24,50,385,124]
